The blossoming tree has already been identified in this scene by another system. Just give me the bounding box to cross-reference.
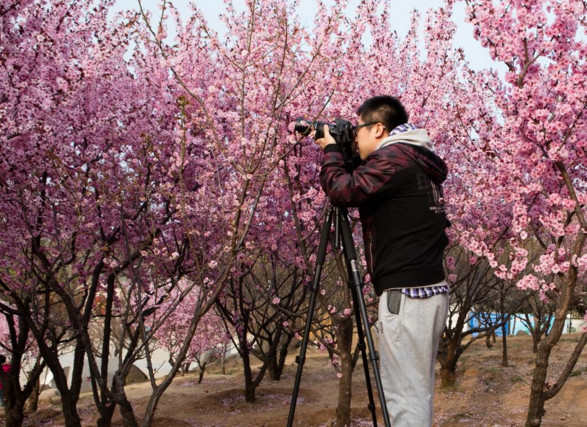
[453,1,586,425]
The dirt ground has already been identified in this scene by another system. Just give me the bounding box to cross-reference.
[9,333,587,426]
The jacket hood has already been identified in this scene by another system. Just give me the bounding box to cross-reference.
[378,128,433,150]
[377,126,447,184]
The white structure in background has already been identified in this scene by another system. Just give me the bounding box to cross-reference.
[40,343,238,394]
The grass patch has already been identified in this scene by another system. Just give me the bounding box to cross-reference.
[439,382,460,392]
[569,367,586,377]
[482,366,501,376]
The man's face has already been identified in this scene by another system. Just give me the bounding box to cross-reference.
[355,117,381,160]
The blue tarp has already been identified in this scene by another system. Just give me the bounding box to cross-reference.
[468,312,509,336]
[468,313,560,336]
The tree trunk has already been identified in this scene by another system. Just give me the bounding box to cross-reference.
[37,347,82,427]
[241,339,256,402]
[439,363,458,388]
[485,331,494,348]
[525,342,551,427]
[532,335,539,353]
[34,361,82,427]
[1,354,45,426]
[0,371,23,427]
[96,404,116,427]
[141,389,162,427]
[501,323,509,367]
[276,334,293,381]
[198,362,207,384]
[267,333,292,381]
[335,317,353,427]
[438,339,460,388]
[114,372,139,427]
[268,362,280,380]
[25,377,40,413]
[221,350,226,375]
[120,399,139,427]
[267,345,281,381]
[60,391,83,427]
[4,396,25,427]
[241,361,268,404]
[524,232,584,427]
[244,380,255,402]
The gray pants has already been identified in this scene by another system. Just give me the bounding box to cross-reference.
[377,287,448,426]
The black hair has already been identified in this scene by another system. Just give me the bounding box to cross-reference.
[357,95,408,132]
[0,355,5,364]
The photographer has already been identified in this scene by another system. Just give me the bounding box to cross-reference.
[315,96,450,426]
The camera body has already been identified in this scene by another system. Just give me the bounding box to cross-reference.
[294,118,361,171]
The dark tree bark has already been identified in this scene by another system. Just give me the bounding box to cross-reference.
[197,361,207,384]
[25,377,40,413]
[485,329,497,348]
[267,331,294,381]
[334,316,353,427]
[113,372,138,427]
[501,323,509,367]
[0,310,53,427]
[240,324,268,402]
[96,404,116,427]
[524,230,586,427]
[0,366,25,427]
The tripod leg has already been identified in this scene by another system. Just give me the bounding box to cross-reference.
[337,208,391,427]
[287,207,333,427]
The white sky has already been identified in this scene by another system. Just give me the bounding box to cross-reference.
[113,0,506,74]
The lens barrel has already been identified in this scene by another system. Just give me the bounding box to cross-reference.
[294,119,328,139]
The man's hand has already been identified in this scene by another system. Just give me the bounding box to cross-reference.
[315,125,336,150]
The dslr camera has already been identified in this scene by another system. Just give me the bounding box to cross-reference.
[294,118,361,171]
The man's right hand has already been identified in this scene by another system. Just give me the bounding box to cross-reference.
[315,125,336,150]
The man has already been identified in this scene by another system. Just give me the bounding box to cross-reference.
[315,95,450,426]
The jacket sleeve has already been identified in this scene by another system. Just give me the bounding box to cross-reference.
[319,145,401,207]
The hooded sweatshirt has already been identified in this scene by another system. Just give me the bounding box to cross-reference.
[320,124,450,296]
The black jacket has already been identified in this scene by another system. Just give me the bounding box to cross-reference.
[320,141,450,296]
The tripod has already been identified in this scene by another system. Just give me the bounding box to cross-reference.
[287,205,391,427]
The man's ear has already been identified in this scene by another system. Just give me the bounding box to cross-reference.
[375,122,387,138]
